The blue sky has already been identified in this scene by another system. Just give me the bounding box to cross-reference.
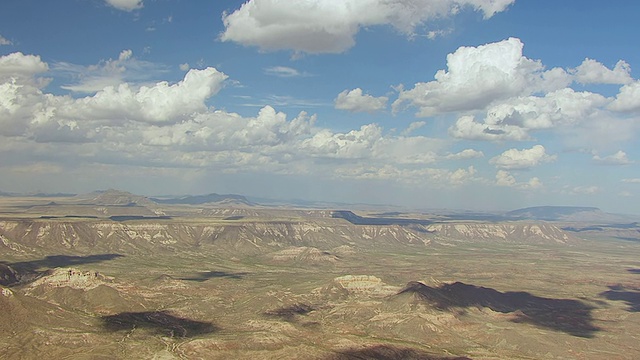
[1,0,640,213]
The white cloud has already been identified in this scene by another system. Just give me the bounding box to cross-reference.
[572,58,633,85]
[334,88,388,113]
[0,52,49,81]
[445,149,484,160]
[264,66,312,78]
[490,145,556,169]
[65,67,228,124]
[592,150,632,165]
[622,178,640,184]
[0,51,482,189]
[334,164,477,186]
[495,170,542,189]
[393,38,571,117]
[448,115,531,141]
[0,35,12,46]
[426,29,453,39]
[54,50,169,93]
[568,185,600,195]
[220,0,514,54]
[609,81,640,113]
[105,0,143,12]
[401,121,426,135]
[179,63,190,72]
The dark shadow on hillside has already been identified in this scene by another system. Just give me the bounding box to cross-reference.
[179,270,248,282]
[332,211,433,226]
[599,285,640,312]
[628,269,640,274]
[265,303,314,322]
[101,311,218,338]
[399,281,599,338]
[326,345,472,360]
[0,254,124,287]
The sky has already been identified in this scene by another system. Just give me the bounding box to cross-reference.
[1,0,640,213]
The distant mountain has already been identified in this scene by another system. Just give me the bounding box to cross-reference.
[80,189,156,207]
[150,193,253,206]
[0,190,76,197]
[506,206,603,221]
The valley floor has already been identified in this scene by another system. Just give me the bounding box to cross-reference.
[2,237,640,359]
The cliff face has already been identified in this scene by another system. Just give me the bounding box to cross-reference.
[424,223,576,244]
[0,219,577,256]
[0,220,430,255]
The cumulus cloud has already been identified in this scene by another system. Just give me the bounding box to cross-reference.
[105,0,143,11]
[495,170,542,189]
[490,145,556,169]
[609,81,640,113]
[592,150,632,165]
[0,51,480,189]
[393,38,571,117]
[572,59,633,85]
[334,88,388,113]
[179,63,190,71]
[0,52,49,81]
[448,86,617,146]
[65,67,228,124]
[220,0,514,54]
[0,35,12,46]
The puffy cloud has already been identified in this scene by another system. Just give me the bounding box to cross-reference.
[449,88,613,144]
[334,88,388,113]
[592,150,633,165]
[0,51,477,189]
[179,63,190,72]
[0,52,49,81]
[0,35,12,46]
[105,0,143,12]
[495,170,542,189]
[490,145,556,169]
[65,67,228,124]
[609,81,640,113]
[495,170,516,187]
[393,38,571,117]
[572,59,633,85]
[448,115,531,141]
[264,66,310,78]
[220,0,514,54]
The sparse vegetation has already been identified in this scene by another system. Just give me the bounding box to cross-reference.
[0,194,639,359]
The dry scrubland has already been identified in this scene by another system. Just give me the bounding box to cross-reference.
[1,192,639,359]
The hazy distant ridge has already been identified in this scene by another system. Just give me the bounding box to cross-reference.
[506,206,602,221]
[150,193,253,206]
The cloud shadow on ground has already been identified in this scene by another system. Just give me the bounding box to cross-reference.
[325,344,472,360]
[600,284,640,312]
[179,270,248,282]
[0,254,124,287]
[398,281,599,338]
[101,310,218,338]
[264,303,314,322]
